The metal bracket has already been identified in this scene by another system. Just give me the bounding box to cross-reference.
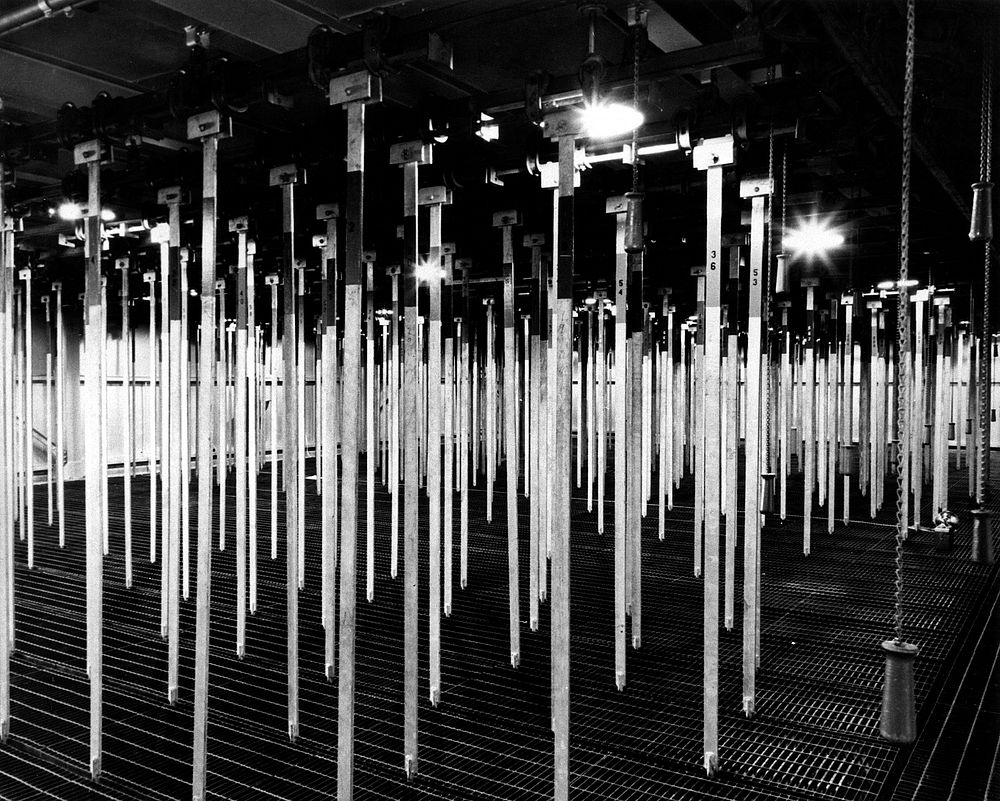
[419,186,453,205]
[186,110,230,141]
[605,196,627,215]
[316,203,339,220]
[269,164,302,187]
[228,216,249,233]
[738,177,773,198]
[544,109,582,140]
[388,140,433,165]
[158,186,183,206]
[492,209,521,227]
[73,139,103,166]
[692,135,735,170]
[329,72,382,107]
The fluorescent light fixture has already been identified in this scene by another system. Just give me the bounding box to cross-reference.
[898,278,918,288]
[58,202,117,222]
[580,101,644,140]
[414,259,444,283]
[783,220,845,258]
[876,280,894,290]
[584,296,597,306]
[639,142,679,156]
[57,202,81,221]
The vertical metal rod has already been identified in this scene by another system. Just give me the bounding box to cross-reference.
[401,155,420,779]
[443,264,455,617]
[0,176,12,742]
[724,248,739,630]
[701,152,726,777]
[55,282,65,547]
[426,194,445,703]
[100,273,108,557]
[43,295,52,529]
[828,301,839,533]
[275,169,300,742]
[597,298,607,530]
[538,258,549,599]
[246,241,257,613]
[586,307,594,512]
[145,270,157,560]
[611,202,628,691]
[627,239,643,649]
[166,208,182,706]
[843,297,854,525]
[318,206,338,679]
[390,267,400,579]
[21,267,32,568]
[365,252,376,602]
[337,86,373,799]
[552,128,576,801]
[181,251,191,601]
[485,300,496,521]
[459,291,470,590]
[295,274,305,589]
[269,279,278,560]
[499,215,520,669]
[119,262,132,585]
[233,219,249,659]
[217,279,227,550]
[524,313,532,501]
[79,140,104,781]
[804,282,818,549]
[665,302,674,511]
[191,114,222,801]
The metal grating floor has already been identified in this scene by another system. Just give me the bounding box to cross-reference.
[0,449,995,800]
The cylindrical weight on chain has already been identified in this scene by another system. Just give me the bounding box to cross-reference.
[760,472,775,516]
[971,507,994,564]
[969,181,994,242]
[933,522,953,552]
[839,443,858,476]
[774,253,788,295]
[879,639,918,743]
[624,192,644,254]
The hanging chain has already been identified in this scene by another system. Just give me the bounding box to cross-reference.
[893,0,915,645]
[631,5,642,193]
[979,27,993,504]
[781,145,788,250]
[764,120,775,471]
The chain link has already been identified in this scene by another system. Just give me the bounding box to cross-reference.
[893,0,915,645]
[631,7,641,193]
[764,121,774,470]
[979,29,993,503]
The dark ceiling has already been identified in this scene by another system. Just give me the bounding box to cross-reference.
[0,0,994,327]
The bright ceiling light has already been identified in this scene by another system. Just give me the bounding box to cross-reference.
[57,202,81,221]
[783,220,845,259]
[898,278,919,288]
[580,101,644,141]
[876,280,895,290]
[414,259,444,283]
[101,208,116,222]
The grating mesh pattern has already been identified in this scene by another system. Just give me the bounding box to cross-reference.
[0,448,994,800]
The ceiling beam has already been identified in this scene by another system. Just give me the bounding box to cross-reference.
[144,0,351,53]
[809,0,971,223]
[0,46,140,119]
